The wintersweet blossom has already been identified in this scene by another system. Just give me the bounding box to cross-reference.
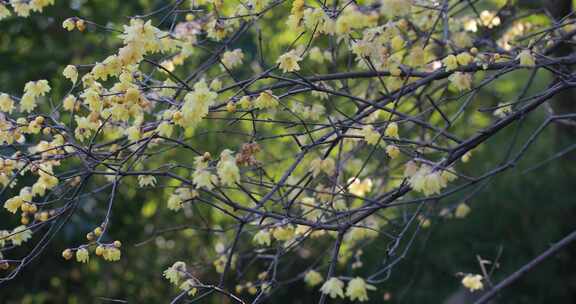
[304,270,323,287]
[348,177,373,197]
[479,10,501,28]
[456,52,474,66]
[180,279,198,296]
[272,225,294,241]
[167,187,197,211]
[63,65,78,83]
[102,247,121,261]
[345,277,376,302]
[221,49,244,69]
[454,203,471,218]
[449,72,472,91]
[409,164,457,196]
[386,145,400,159]
[193,155,218,190]
[254,90,279,109]
[277,50,302,73]
[360,125,380,145]
[156,121,174,137]
[62,248,73,260]
[62,18,75,31]
[384,122,399,138]
[320,277,345,299]
[181,80,218,128]
[163,261,187,285]
[4,195,23,214]
[0,94,15,113]
[24,80,51,97]
[517,49,535,67]
[10,225,32,246]
[461,274,484,292]
[494,103,512,118]
[138,175,157,188]
[443,54,458,71]
[217,149,240,186]
[0,4,10,20]
[76,247,89,263]
[62,95,77,112]
[253,230,272,246]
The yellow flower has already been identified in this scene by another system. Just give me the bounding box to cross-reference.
[0,93,15,114]
[76,247,89,263]
[449,72,472,91]
[163,261,187,285]
[272,225,294,241]
[193,169,217,190]
[156,121,174,138]
[360,125,380,145]
[24,79,51,97]
[304,270,323,287]
[346,277,376,302]
[517,49,535,67]
[217,149,240,186]
[62,248,73,260]
[179,279,198,296]
[253,230,271,246]
[206,19,228,41]
[409,164,453,196]
[62,18,75,31]
[461,151,472,163]
[138,175,157,188]
[386,145,400,159]
[20,95,35,113]
[4,196,24,214]
[479,10,501,28]
[320,277,345,299]
[348,177,373,197]
[443,55,458,71]
[209,78,222,91]
[461,274,484,292]
[494,102,512,118]
[254,90,279,109]
[102,246,121,261]
[384,122,399,139]
[63,65,78,83]
[0,4,11,20]
[454,203,471,218]
[62,95,77,112]
[456,52,474,66]
[167,187,197,211]
[74,115,100,141]
[221,49,244,69]
[181,80,218,128]
[277,50,302,73]
[238,96,251,109]
[391,36,405,52]
[10,225,32,246]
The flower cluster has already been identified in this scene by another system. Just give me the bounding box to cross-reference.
[0,0,54,19]
[408,164,458,196]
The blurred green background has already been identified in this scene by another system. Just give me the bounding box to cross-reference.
[1,0,576,303]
